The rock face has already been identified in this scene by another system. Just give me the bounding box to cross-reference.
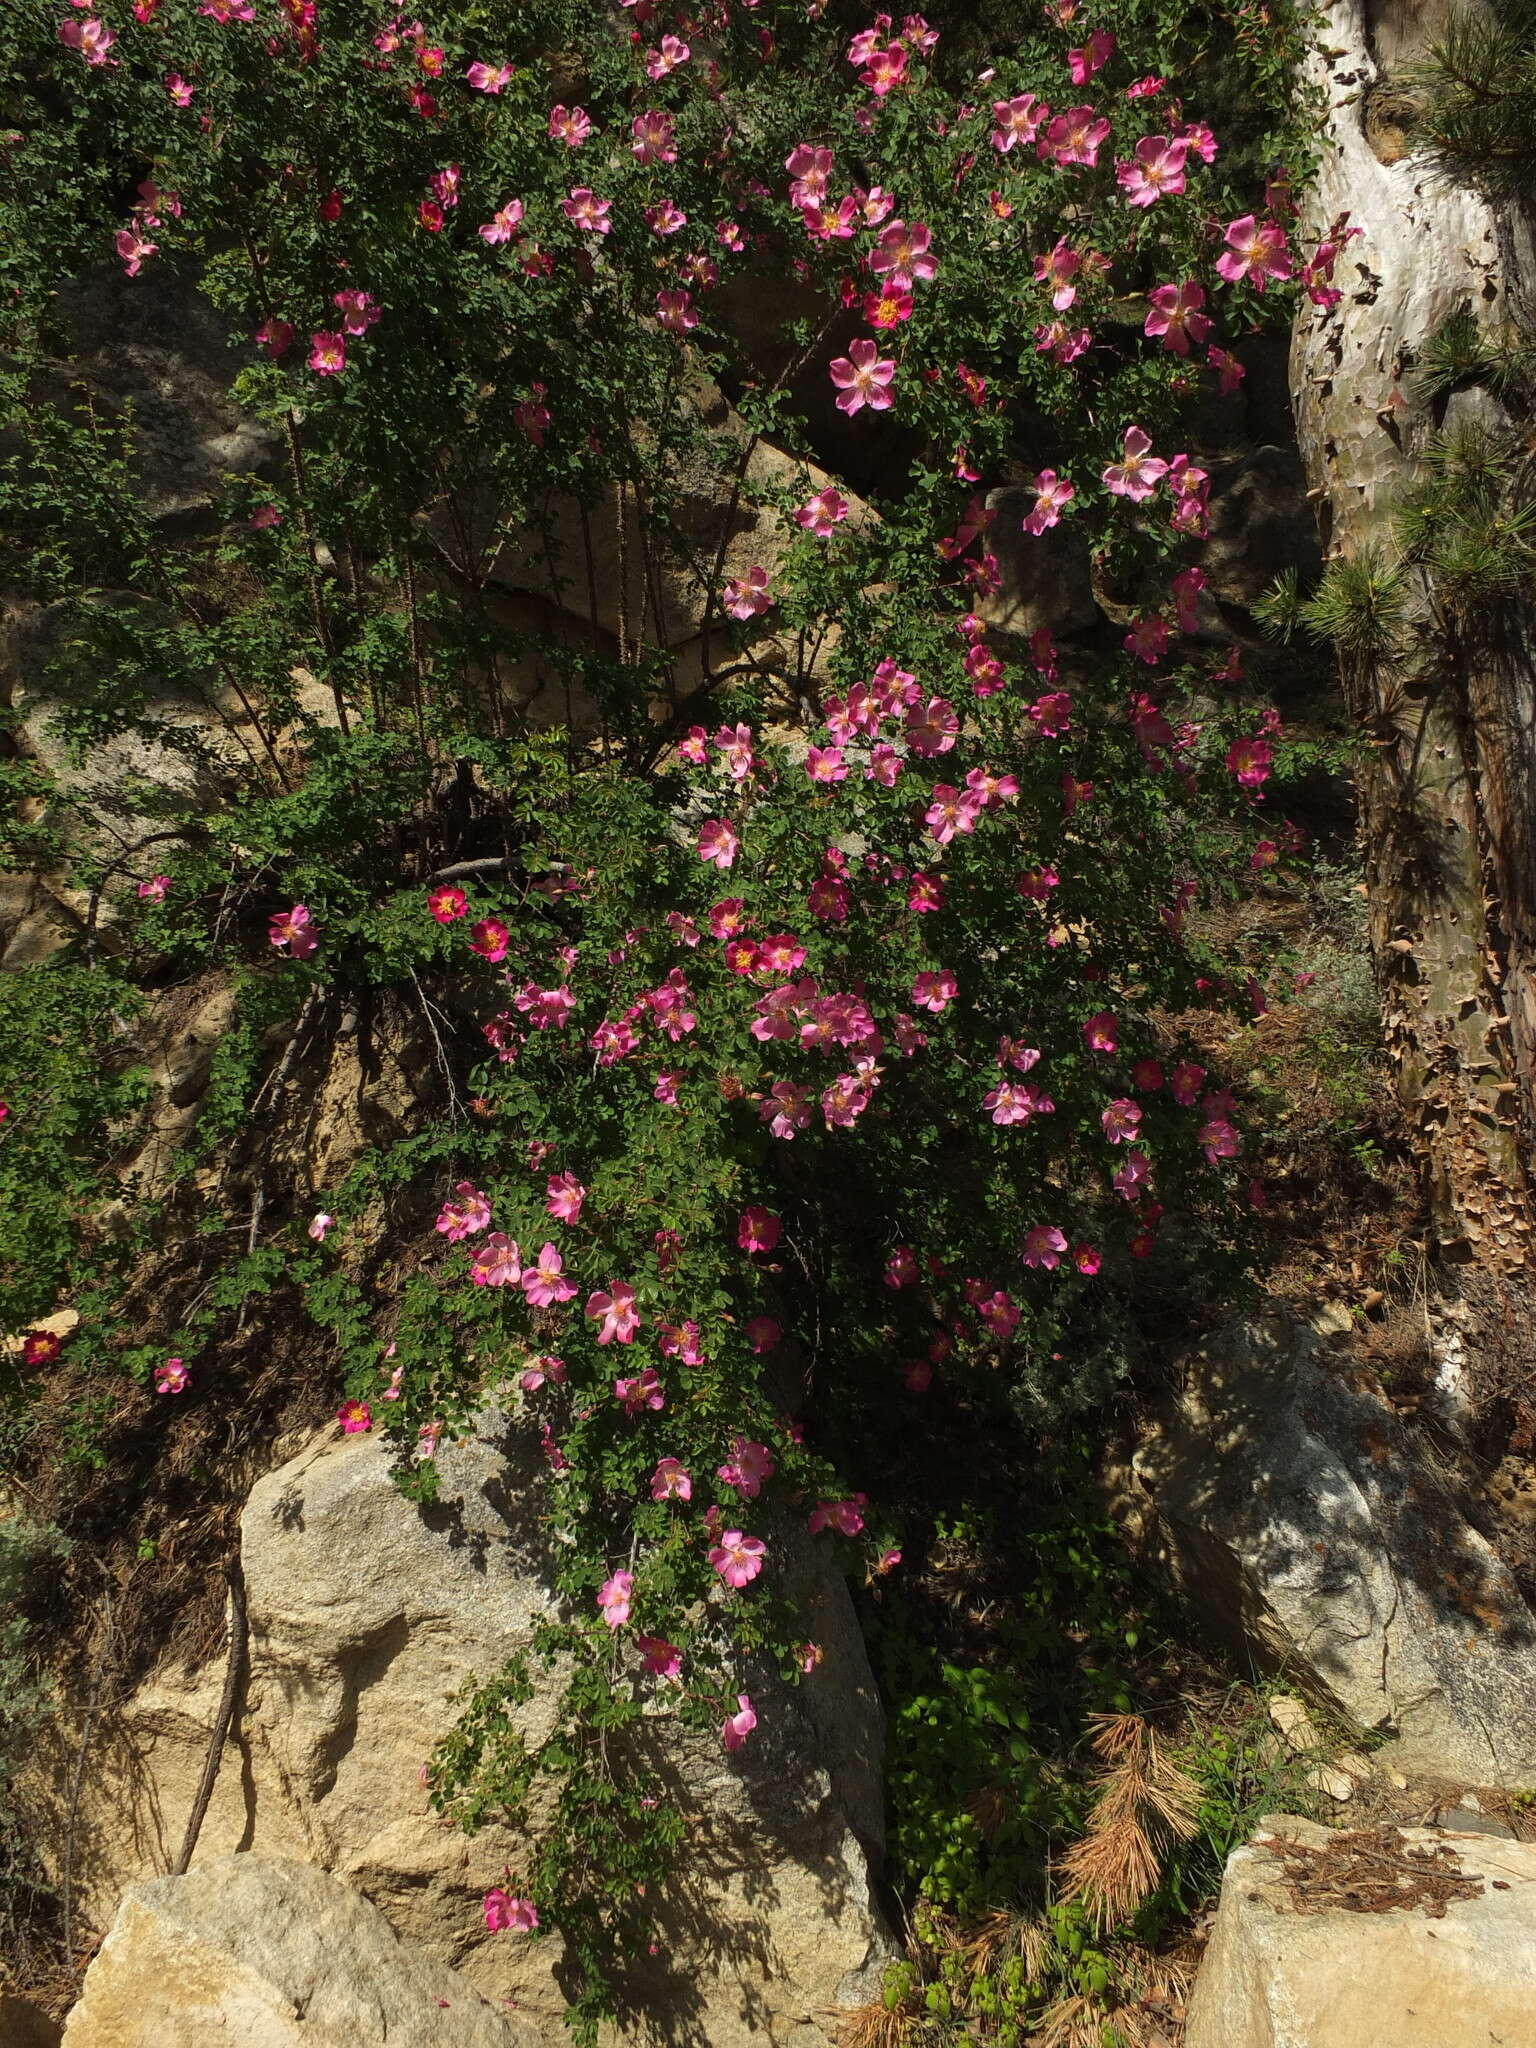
[45,268,281,530]
[60,1856,540,2047]
[46,1416,888,2046]
[1117,1318,1536,1785]
[1184,1812,1536,2048]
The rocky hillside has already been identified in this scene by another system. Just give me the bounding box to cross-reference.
[3,2,1536,2045]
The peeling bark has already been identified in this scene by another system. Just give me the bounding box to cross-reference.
[1292,1,1536,1333]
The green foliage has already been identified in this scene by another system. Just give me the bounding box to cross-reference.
[1262,546,1409,662]
[0,0,1322,2029]
[0,965,151,1334]
[1414,0,1536,206]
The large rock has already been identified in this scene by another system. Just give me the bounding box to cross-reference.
[978,487,1099,643]
[437,377,867,655]
[60,1856,540,2047]
[1184,1812,1536,2048]
[44,268,281,530]
[3,597,248,847]
[1117,1318,1536,1785]
[44,1416,888,2046]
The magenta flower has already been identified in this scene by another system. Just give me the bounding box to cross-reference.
[1102,426,1167,502]
[1102,1098,1143,1144]
[1023,469,1075,536]
[1045,106,1112,168]
[860,42,909,95]
[646,201,689,236]
[1083,1011,1119,1053]
[723,566,773,621]
[484,1891,538,1933]
[436,1182,492,1241]
[721,1693,757,1752]
[518,1355,567,1393]
[471,1233,522,1288]
[166,73,194,106]
[307,331,347,376]
[1035,319,1092,366]
[1226,736,1274,789]
[597,1570,633,1630]
[1208,344,1246,394]
[427,884,467,924]
[522,1242,577,1308]
[1022,1224,1068,1270]
[469,917,510,961]
[560,188,611,235]
[1172,567,1207,633]
[630,109,677,165]
[638,1634,682,1679]
[545,1173,586,1223]
[466,59,515,93]
[1068,28,1116,82]
[712,722,756,782]
[114,229,157,278]
[796,487,849,537]
[654,1070,681,1104]
[1116,135,1190,208]
[785,142,834,196]
[912,968,958,1014]
[906,695,959,756]
[991,93,1048,152]
[1144,281,1211,356]
[646,34,691,78]
[738,1206,782,1254]
[308,1212,334,1243]
[336,1398,373,1434]
[651,1458,692,1502]
[1124,617,1169,665]
[587,1280,640,1345]
[984,1079,1051,1126]
[1215,215,1292,290]
[870,219,937,287]
[268,904,318,958]
[1035,237,1083,310]
[137,874,170,902]
[697,819,740,871]
[978,1290,1021,1337]
[59,15,117,63]
[155,1357,188,1395]
[1199,1117,1241,1164]
[332,290,379,338]
[924,785,982,844]
[1113,1149,1152,1200]
[717,1437,776,1498]
[480,200,525,245]
[549,104,591,146]
[656,288,698,335]
[808,1495,866,1536]
[829,338,896,416]
[709,1530,766,1589]
[256,317,293,360]
[805,745,847,785]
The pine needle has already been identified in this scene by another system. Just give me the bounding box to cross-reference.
[1058,1713,1199,1932]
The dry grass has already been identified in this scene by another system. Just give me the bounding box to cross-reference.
[834,1994,920,2048]
[1058,1714,1200,1932]
[1031,1944,1191,2048]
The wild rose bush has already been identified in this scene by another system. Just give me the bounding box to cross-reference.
[0,0,1316,2030]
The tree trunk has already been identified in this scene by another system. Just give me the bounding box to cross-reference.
[1290,0,1536,1398]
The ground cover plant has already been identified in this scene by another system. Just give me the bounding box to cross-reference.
[0,0,1340,2034]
